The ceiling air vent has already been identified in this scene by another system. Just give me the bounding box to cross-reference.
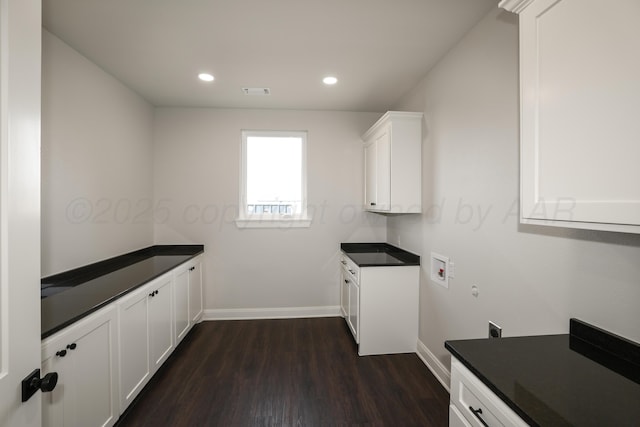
[242,87,271,96]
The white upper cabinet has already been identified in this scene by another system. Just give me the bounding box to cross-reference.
[501,0,640,233]
[362,111,422,214]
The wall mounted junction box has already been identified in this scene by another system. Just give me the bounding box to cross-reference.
[430,252,450,288]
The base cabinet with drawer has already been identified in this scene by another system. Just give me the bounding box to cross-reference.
[340,252,419,356]
[41,305,119,427]
[450,358,528,427]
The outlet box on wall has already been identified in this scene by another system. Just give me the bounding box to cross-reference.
[430,252,449,288]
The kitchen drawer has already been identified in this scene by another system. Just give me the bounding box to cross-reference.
[450,358,528,427]
[340,253,359,283]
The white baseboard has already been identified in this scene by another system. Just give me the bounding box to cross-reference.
[203,305,341,321]
[416,338,451,393]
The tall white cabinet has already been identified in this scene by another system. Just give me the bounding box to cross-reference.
[363,111,423,214]
[501,0,640,233]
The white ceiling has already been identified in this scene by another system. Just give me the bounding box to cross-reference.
[43,0,496,112]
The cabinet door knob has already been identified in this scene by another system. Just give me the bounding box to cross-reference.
[66,343,77,350]
[370,202,376,206]
[344,279,350,283]
[55,349,67,357]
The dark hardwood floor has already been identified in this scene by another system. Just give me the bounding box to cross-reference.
[116,318,449,427]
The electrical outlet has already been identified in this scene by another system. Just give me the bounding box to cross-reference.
[489,321,502,339]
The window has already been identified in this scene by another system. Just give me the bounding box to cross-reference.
[236,130,310,228]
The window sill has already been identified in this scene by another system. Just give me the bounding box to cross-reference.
[234,217,312,229]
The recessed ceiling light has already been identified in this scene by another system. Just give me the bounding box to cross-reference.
[323,76,338,85]
[198,73,214,82]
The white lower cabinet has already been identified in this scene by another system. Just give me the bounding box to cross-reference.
[174,265,190,344]
[42,255,204,426]
[118,272,174,412]
[41,305,119,427]
[174,255,203,345]
[188,257,203,324]
[340,252,419,356]
[339,267,349,318]
[450,358,528,427]
[347,279,359,342]
[148,274,174,369]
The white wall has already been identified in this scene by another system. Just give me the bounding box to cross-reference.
[41,30,155,275]
[389,6,640,374]
[153,108,386,315]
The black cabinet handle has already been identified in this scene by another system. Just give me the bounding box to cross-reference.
[149,290,159,297]
[469,406,489,427]
[55,350,67,357]
[155,290,159,296]
[344,279,350,283]
[370,202,376,206]
[189,266,195,271]
[66,343,77,350]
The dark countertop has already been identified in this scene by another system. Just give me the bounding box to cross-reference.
[41,245,203,339]
[445,319,640,426]
[340,242,420,266]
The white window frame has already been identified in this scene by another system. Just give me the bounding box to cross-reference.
[235,130,311,228]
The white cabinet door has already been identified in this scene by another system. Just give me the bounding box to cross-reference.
[374,128,391,211]
[148,274,174,371]
[347,281,359,343]
[118,286,152,411]
[174,266,190,344]
[363,126,391,211]
[42,305,119,427]
[362,111,422,214]
[506,0,640,233]
[364,140,377,209]
[340,268,349,318]
[188,258,203,324]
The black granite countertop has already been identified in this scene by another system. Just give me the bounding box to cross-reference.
[445,319,640,426]
[340,243,420,266]
[41,245,203,339]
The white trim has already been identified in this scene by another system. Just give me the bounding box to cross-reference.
[416,339,451,392]
[202,305,341,321]
[498,0,535,14]
[235,217,312,229]
[238,129,308,227]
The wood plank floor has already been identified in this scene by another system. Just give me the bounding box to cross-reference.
[116,318,449,427]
